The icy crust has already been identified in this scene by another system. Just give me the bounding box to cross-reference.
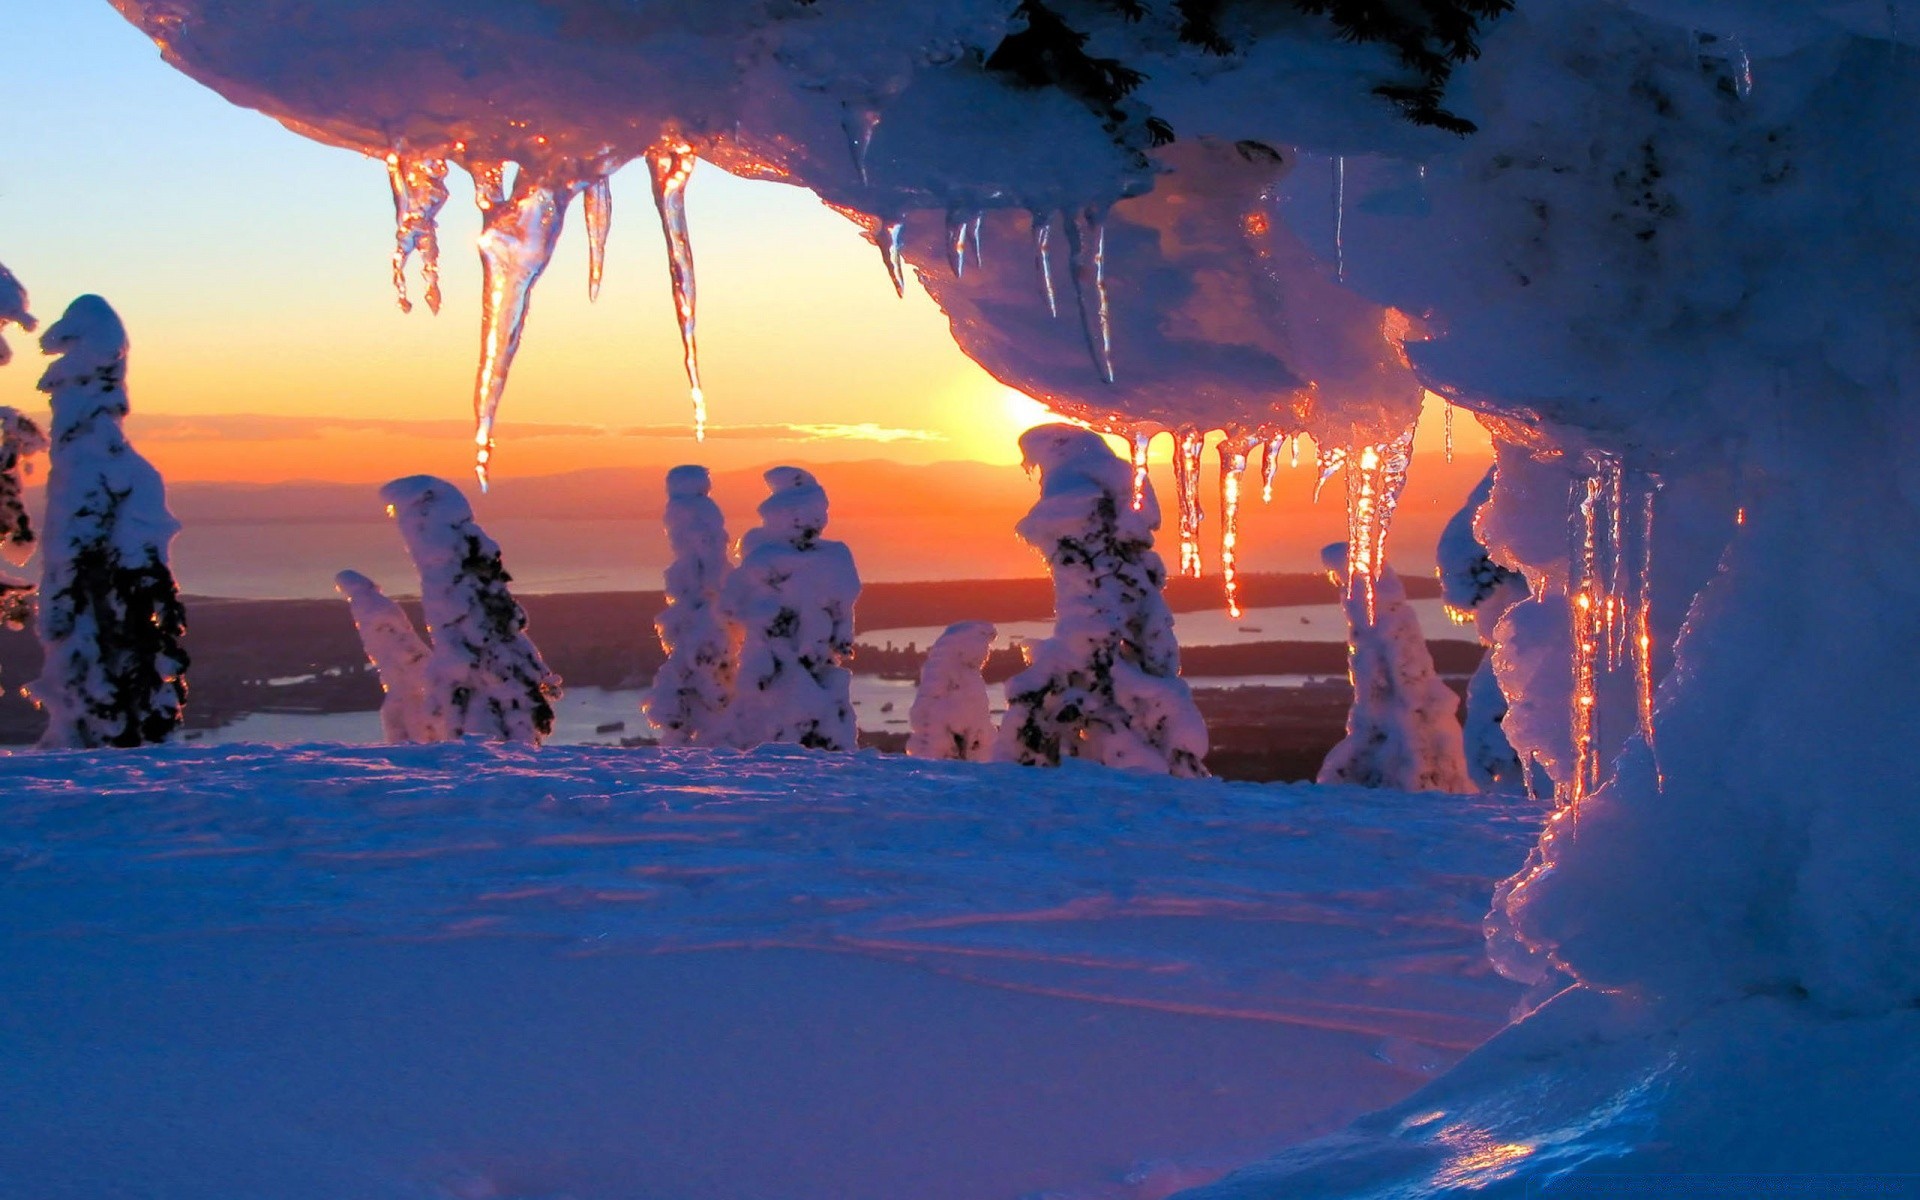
[1317,543,1471,794]
[906,620,996,761]
[379,475,560,744]
[719,466,862,752]
[333,570,435,744]
[642,464,736,747]
[998,425,1209,777]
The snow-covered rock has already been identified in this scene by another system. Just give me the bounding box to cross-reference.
[719,466,861,751]
[906,620,996,761]
[642,465,736,746]
[998,424,1208,777]
[379,474,559,744]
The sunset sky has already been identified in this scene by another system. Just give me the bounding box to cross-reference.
[0,4,1489,593]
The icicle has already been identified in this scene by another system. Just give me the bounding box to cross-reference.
[471,164,578,490]
[842,102,880,185]
[1569,466,1606,806]
[1730,34,1754,98]
[647,141,704,440]
[1260,433,1284,502]
[880,218,907,298]
[971,214,985,268]
[386,152,450,315]
[584,176,612,302]
[471,163,507,211]
[1606,456,1627,669]
[946,212,971,278]
[1291,434,1300,469]
[1443,402,1454,463]
[1172,430,1206,578]
[1341,423,1417,625]
[1130,428,1153,512]
[1063,206,1115,384]
[1031,211,1059,318]
[1631,471,1664,789]
[1219,438,1252,617]
[1333,156,1347,282]
[1313,443,1346,503]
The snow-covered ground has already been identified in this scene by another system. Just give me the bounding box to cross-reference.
[0,743,1536,1200]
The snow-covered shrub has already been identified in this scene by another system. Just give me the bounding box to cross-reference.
[907,620,997,761]
[29,296,188,749]
[1436,466,1532,793]
[1318,542,1471,793]
[334,569,434,744]
[641,465,735,746]
[718,466,860,751]
[996,425,1208,777]
[380,475,559,744]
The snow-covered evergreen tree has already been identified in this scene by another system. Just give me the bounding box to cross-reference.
[1318,542,1471,792]
[907,620,997,761]
[29,296,189,749]
[996,425,1208,778]
[334,569,434,743]
[642,465,735,745]
[1437,466,1533,792]
[379,475,559,744]
[0,259,33,368]
[718,466,861,751]
[0,262,43,628]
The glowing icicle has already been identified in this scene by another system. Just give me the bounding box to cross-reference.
[471,165,579,490]
[880,218,907,298]
[1030,212,1059,318]
[1333,156,1347,282]
[1606,456,1627,669]
[1341,424,1416,625]
[1569,467,1606,806]
[1444,402,1454,463]
[971,214,985,268]
[1260,433,1284,502]
[1313,443,1346,503]
[584,176,612,302]
[946,212,971,278]
[471,162,507,211]
[1630,470,1664,789]
[1731,34,1754,98]
[1129,429,1153,512]
[1219,438,1252,617]
[647,142,704,440]
[1063,207,1115,384]
[1291,434,1301,469]
[1172,430,1206,578]
[842,103,880,185]
[386,152,450,315]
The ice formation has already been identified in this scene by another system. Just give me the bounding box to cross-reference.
[386,152,449,315]
[379,475,560,744]
[719,467,861,752]
[1318,542,1472,793]
[30,296,189,750]
[1437,468,1533,793]
[641,465,736,747]
[333,569,435,744]
[906,620,997,761]
[997,425,1208,778]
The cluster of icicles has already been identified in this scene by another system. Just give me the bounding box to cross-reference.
[1123,421,1426,623]
[1566,451,1664,806]
[385,143,702,490]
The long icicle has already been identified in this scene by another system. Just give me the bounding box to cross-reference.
[584,175,612,302]
[1031,211,1058,318]
[1342,423,1417,625]
[1063,206,1115,384]
[880,218,907,298]
[1444,402,1454,463]
[471,163,577,490]
[1570,465,1606,807]
[1260,432,1284,502]
[1173,429,1206,578]
[1633,470,1664,789]
[1219,438,1252,617]
[1130,428,1153,512]
[387,152,450,315]
[647,141,704,439]
[1333,155,1347,282]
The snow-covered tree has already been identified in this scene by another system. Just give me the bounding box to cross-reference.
[1318,542,1471,792]
[29,296,189,749]
[334,569,434,744]
[996,425,1208,777]
[642,464,735,745]
[0,259,33,368]
[379,474,559,744]
[1436,466,1533,793]
[0,408,49,630]
[718,466,861,751]
[907,620,997,761]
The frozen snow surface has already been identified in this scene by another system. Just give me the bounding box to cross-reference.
[0,743,1536,1200]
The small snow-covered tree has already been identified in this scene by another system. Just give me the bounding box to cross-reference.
[0,259,34,368]
[719,466,861,751]
[0,263,44,629]
[996,425,1208,778]
[334,569,434,743]
[1436,466,1533,792]
[907,620,997,761]
[30,296,189,749]
[642,464,734,745]
[380,475,559,744]
[1318,542,1472,792]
